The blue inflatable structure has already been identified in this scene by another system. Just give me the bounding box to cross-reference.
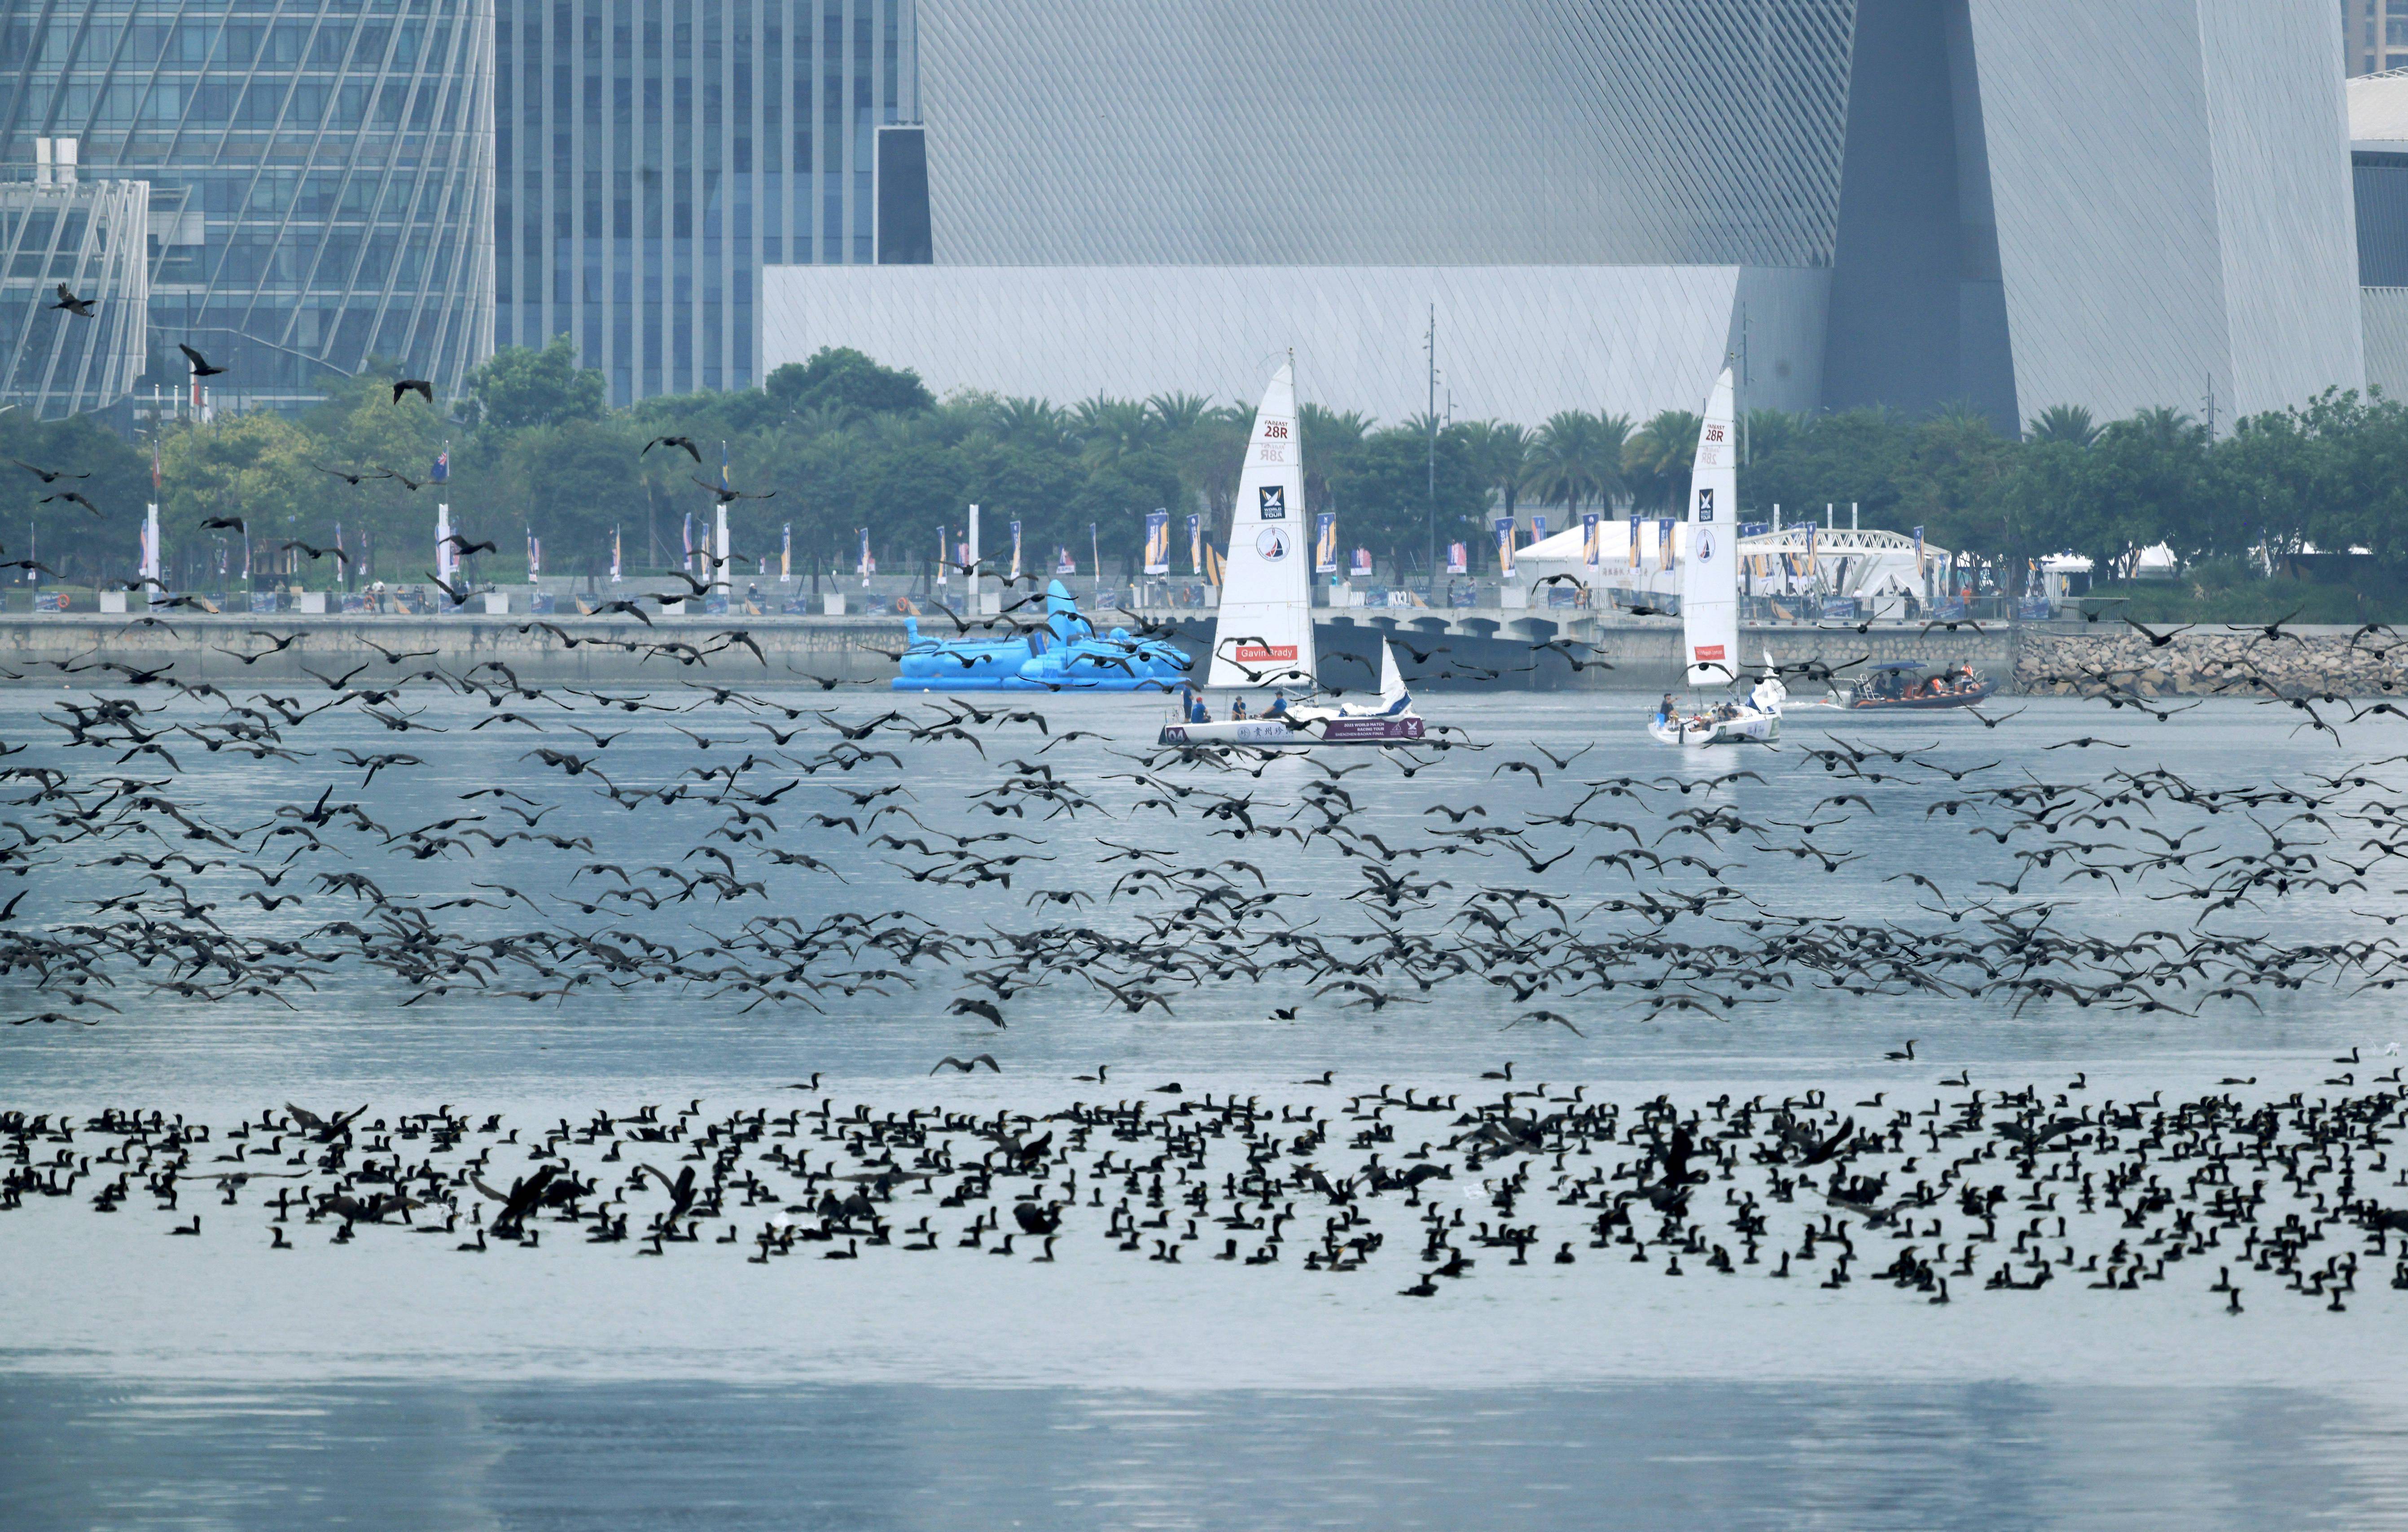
[889,580,1191,692]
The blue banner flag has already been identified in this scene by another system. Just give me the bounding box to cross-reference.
[1144,509,1171,575]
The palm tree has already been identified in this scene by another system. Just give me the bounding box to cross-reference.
[1591,412,1633,507]
[1298,404,1370,456]
[1521,411,1604,517]
[992,396,1073,453]
[1185,404,1252,534]
[1145,391,1212,434]
[2026,403,2099,446]
[2120,404,2199,447]
[1071,395,1155,468]
[1745,408,1803,461]
[1298,405,1370,516]
[1931,400,1999,436]
[1624,408,1702,512]
[1457,420,1534,519]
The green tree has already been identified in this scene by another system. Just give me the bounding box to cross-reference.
[1624,409,1703,512]
[157,411,325,585]
[1298,405,1371,520]
[764,346,934,419]
[487,416,654,575]
[2026,403,2100,447]
[1900,407,2015,562]
[1335,424,1487,576]
[463,335,607,433]
[1457,420,1533,521]
[2068,407,2210,575]
[0,412,147,587]
[1521,411,1627,516]
[1738,408,1913,527]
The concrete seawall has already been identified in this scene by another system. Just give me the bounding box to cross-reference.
[1,612,2374,694]
[0,613,917,688]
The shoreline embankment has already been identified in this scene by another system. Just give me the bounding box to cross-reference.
[0,614,2390,695]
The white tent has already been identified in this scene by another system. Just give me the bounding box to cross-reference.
[1516,521,1952,614]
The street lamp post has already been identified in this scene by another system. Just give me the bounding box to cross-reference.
[1425,305,1436,595]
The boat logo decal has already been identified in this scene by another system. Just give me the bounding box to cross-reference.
[1697,530,1715,564]
[1259,486,1287,520]
[1256,527,1290,561]
[1695,487,1714,521]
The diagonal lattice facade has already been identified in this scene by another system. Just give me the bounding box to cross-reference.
[917,0,1857,269]
[0,0,492,411]
[0,174,150,418]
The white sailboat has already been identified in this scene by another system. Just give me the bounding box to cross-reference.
[1648,366,1784,746]
[1159,361,1426,748]
[1205,360,1315,692]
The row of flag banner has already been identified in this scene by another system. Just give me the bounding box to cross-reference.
[141,508,1899,590]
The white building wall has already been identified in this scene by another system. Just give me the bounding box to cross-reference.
[2361,288,2408,395]
[759,264,1829,425]
[1968,0,2234,424]
[1968,0,2362,425]
[2198,0,2364,417]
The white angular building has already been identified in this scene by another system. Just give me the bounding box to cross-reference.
[762,0,2365,433]
[0,0,495,412]
[0,155,149,420]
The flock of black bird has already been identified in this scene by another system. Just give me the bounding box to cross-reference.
[4,611,2408,1311]
[9,1066,2408,1313]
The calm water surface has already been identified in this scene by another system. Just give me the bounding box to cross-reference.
[5,690,2408,1528]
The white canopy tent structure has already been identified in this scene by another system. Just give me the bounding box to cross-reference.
[1515,521,1955,618]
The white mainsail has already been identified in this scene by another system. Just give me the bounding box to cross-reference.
[1680,367,1740,691]
[1207,363,1316,689]
[1378,637,1407,709]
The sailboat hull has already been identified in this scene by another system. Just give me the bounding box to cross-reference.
[1648,710,1779,747]
[1157,713,1426,748]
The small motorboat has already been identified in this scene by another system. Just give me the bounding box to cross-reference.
[1832,661,1997,711]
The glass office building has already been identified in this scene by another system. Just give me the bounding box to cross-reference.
[0,0,493,411]
[2343,0,2408,76]
[494,0,917,403]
